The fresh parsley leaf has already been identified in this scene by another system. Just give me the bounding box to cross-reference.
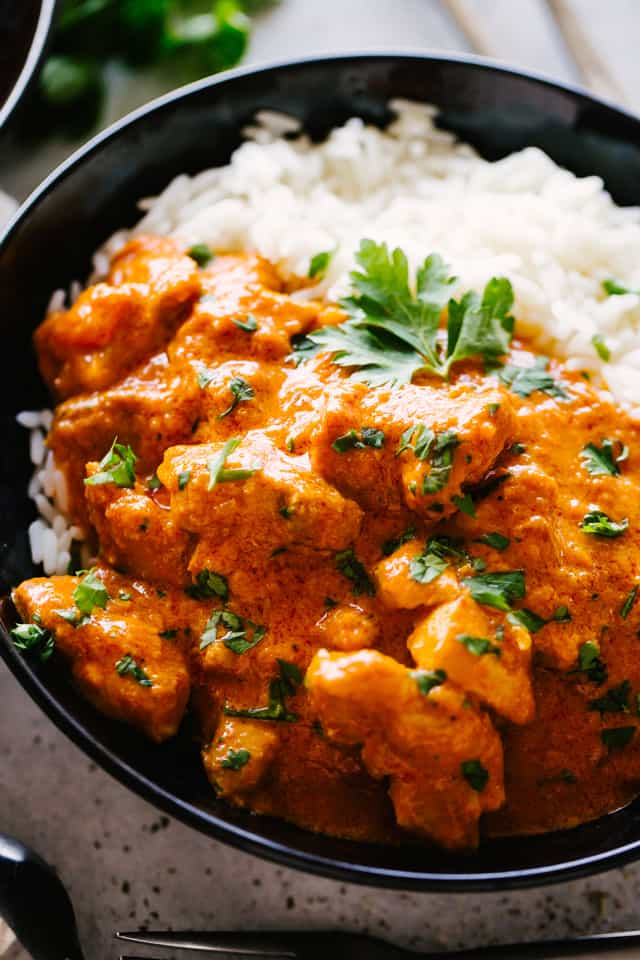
[409,550,448,584]
[507,608,547,633]
[10,621,54,661]
[381,525,416,556]
[457,634,501,657]
[411,669,447,695]
[498,356,567,399]
[187,243,214,267]
[461,759,489,791]
[84,437,137,488]
[451,492,476,517]
[423,431,460,494]
[73,568,109,616]
[178,470,191,490]
[308,240,513,385]
[579,439,626,476]
[589,680,631,715]
[186,569,228,601]
[463,570,525,611]
[147,473,162,491]
[207,437,261,489]
[200,609,266,655]
[115,654,152,687]
[477,532,510,551]
[196,362,216,388]
[224,658,300,722]
[580,510,628,538]
[54,607,87,627]
[510,442,526,455]
[621,585,639,619]
[218,376,255,419]
[233,314,258,333]
[336,548,375,596]
[601,726,636,751]
[308,249,334,279]
[602,279,638,296]
[220,747,251,770]
[575,640,608,684]
[592,334,610,362]
[467,472,511,503]
[159,629,178,639]
[331,427,385,453]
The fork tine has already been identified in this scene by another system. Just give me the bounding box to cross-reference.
[115,930,298,956]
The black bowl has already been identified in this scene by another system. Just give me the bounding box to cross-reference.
[0,0,57,129]
[3,53,640,891]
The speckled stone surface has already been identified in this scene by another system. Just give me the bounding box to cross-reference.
[2,661,639,959]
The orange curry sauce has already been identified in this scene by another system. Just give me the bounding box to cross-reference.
[13,235,640,850]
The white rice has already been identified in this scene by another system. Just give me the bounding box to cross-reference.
[20,99,640,572]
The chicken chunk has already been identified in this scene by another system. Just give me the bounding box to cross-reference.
[310,381,514,520]
[316,603,380,651]
[374,540,462,610]
[157,432,363,553]
[203,716,281,799]
[305,648,504,848]
[408,593,535,725]
[35,236,201,398]
[13,574,190,742]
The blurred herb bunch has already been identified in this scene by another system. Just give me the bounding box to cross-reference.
[30,0,274,137]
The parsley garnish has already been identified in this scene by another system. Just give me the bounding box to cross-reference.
[84,437,137,489]
[457,634,501,657]
[621,585,639,619]
[589,680,631,715]
[220,748,251,770]
[508,606,571,633]
[10,621,54,661]
[307,240,513,385]
[187,243,214,267]
[381,525,416,556]
[580,510,628,538]
[602,279,638,296]
[408,535,467,584]
[580,439,627,476]
[398,426,459,494]
[331,427,385,453]
[411,669,447,695]
[218,377,255,419]
[498,356,567,399]
[207,437,261,489]
[601,726,635,751]
[115,654,152,687]
[178,470,191,490]
[451,492,476,517]
[477,532,510,551]
[308,249,335,280]
[461,759,489,792]
[336,548,375,596]
[147,473,162,491]
[233,314,258,333]
[73,568,109,616]
[592,334,610,362]
[199,610,266,655]
[196,362,216,388]
[186,569,228,601]
[463,570,525,612]
[575,641,608,684]
[224,659,301,722]
[159,629,177,639]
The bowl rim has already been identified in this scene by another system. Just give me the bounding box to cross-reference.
[0,0,58,130]
[4,50,640,891]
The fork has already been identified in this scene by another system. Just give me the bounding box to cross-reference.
[116,928,640,959]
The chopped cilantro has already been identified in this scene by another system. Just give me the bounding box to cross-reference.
[408,535,467,584]
[196,362,216,388]
[621,585,639,619]
[73,568,109,616]
[147,473,162,491]
[207,437,261,489]
[575,641,608,684]
[463,570,525,612]
[308,249,335,280]
[510,442,526,455]
[381,525,416,556]
[601,726,636,751]
[200,609,266,655]
[115,654,152,687]
[589,680,631,715]
[279,505,293,519]
[233,314,258,333]
[10,621,54,661]
[602,279,638,296]
[498,356,567,399]
[487,402,500,416]
[457,634,501,657]
[54,607,87,627]
[331,426,385,453]
[307,240,513,386]
[580,510,628,538]
[477,532,510,551]
[411,669,447,695]
[159,629,177,639]
[220,748,251,770]
[178,470,191,490]
[186,569,228,601]
[187,243,213,267]
[507,608,546,633]
[336,548,375,596]
[224,658,301,722]
[218,377,255,419]
[84,437,137,489]
[451,492,476,517]
[592,334,610,362]
[580,439,626,476]
[461,759,489,792]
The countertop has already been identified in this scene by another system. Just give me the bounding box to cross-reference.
[3,2,640,958]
